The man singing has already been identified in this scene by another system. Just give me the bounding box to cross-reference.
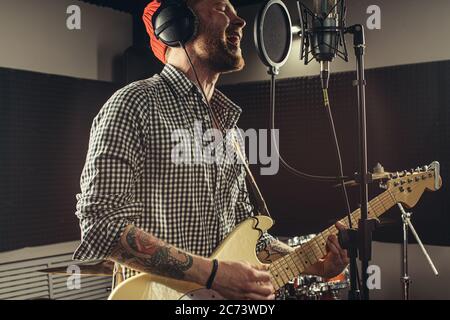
[73,0,348,300]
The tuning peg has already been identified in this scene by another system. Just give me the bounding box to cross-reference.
[373,163,385,174]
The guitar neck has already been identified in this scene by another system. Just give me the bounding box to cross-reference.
[269,189,398,290]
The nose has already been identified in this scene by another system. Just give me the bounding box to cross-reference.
[232,13,246,29]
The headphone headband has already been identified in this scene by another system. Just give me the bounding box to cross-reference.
[152,0,198,47]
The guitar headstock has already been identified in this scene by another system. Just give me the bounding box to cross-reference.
[383,161,442,208]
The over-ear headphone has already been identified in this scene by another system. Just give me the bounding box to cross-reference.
[152,0,198,47]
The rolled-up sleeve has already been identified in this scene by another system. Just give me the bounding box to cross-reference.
[73,87,148,261]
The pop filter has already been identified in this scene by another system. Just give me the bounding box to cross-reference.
[254,0,293,74]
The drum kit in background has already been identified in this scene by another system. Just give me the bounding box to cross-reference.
[276,234,350,300]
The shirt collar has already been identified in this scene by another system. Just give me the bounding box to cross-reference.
[161,63,242,129]
[210,89,242,129]
[160,64,195,98]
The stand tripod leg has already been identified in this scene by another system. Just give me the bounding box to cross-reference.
[401,211,410,300]
[398,203,438,300]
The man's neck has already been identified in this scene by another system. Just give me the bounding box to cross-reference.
[168,51,219,102]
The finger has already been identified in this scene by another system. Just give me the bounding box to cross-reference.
[342,256,350,265]
[339,247,348,258]
[329,234,342,250]
[341,249,350,264]
[250,269,272,283]
[327,239,342,258]
[329,242,346,266]
[329,236,349,261]
[327,236,340,255]
[252,264,270,271]
[335,221,347,231]
[245,281,274,296]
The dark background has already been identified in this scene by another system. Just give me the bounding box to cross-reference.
[221,61,449,244]
[1,59,448,253]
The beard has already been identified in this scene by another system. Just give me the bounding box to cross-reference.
[194,22,245,73]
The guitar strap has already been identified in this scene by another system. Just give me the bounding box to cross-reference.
[231,131,271,218]
[209,106,271,218]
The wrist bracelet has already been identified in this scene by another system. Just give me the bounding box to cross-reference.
[206,259,219,289]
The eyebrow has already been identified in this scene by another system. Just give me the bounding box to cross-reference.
[214,0,238,16]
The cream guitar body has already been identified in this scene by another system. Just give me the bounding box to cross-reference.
[108,216,273,300]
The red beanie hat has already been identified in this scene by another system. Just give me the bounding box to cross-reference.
[142,1,168,64]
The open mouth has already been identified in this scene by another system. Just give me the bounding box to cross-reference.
[226,34,241,47]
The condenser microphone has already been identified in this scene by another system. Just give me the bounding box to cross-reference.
[298,0,348,89]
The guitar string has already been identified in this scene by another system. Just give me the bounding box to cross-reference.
[271,190,398,282]
[271,173,433,285]
[269,171,433,283]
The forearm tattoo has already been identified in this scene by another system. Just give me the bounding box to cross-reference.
[110,226,194,280]
[258,239,294,263]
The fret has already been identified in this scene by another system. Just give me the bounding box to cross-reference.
[338,218,348,228]
[273,260,289,285]
[281,268,295,283]
[287,256,301,277]
[313,236,327,256]
[310,238,326,257]
[375,195,387,213]
[277,265,291,284]
[287,252,303,275]
[304,239,321,258]
[303,241,320,265]
[268,190,402,289]
[367,202,376,219]
[386,190,398,208]
[329,225,339,236]
[318,231,329,246]
[321,228,333,239]
[292,248,306,270]
[350,213,358,227]
[269,263,284,289]
[282,254,298,279]
[370,196,385,216]
[277,257,295,283]
[295,245,313,269]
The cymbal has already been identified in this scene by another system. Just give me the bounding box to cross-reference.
[39,260,114,276]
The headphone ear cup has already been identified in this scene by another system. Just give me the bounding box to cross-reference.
[152,3,198,47]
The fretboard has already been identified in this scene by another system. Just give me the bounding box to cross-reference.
[269,190,398,290]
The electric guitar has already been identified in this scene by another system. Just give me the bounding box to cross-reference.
[108,161,442,300]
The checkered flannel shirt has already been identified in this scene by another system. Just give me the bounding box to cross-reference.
[73,64,275,271]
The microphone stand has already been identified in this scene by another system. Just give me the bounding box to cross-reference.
[398,203,439,300]
[344,24,378,300]
[296,0,379,300]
